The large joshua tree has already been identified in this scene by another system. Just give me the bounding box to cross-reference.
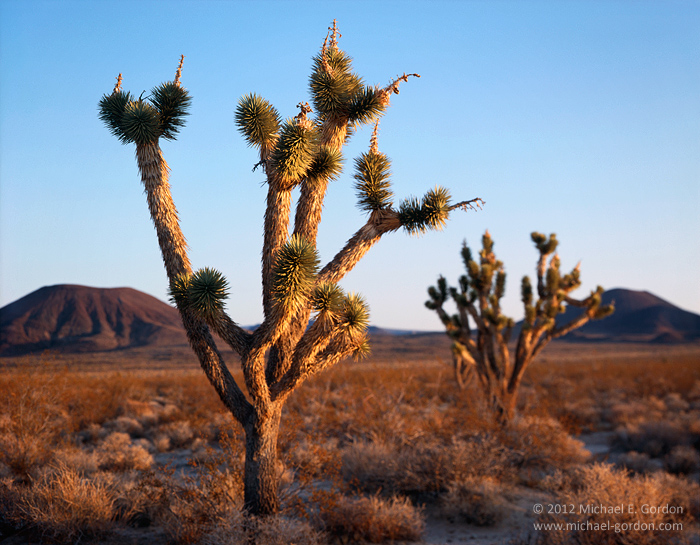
[99,23,482,516]
[426,231,614,424]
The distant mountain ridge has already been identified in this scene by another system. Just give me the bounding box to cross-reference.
[556,288,700,343]
[1,285,698,356]
[0,284,187,355]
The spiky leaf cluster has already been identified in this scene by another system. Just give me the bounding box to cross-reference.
[120,100,161,145]
[271,235,320,312]
[188,268,229,319]
[98,91,132,143]
[560,266,582,292]
[427,235,511,336]
[352,338,372,361]
[520,276,536,328]
[307,146,344,185]
[151,82,192,140]
[426,276,465,339]
[310,49,361,116]
[235,93,281,149]
[311,282,345,314]
[398,186,452,235]
[592,288,615,319]
[168,272,192,308]
[269,120,317,188]
[99,81,191,145]
[348,86,387,125]
[354,151,393,212]
[341,293,370,335]
[169,268,229,318]
[309,47,386,126]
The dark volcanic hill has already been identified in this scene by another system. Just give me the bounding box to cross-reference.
[0,284,188,355]
[557,288,700,343]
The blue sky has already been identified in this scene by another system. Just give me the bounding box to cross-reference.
[1,0,698,330]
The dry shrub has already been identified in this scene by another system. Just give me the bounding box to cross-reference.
[609,398,664,426]
[501,415,589,472]
[562,397,600,430]
[134,439,244,544]
[284,364,472,444]
[535,464,690,545]
[664,392,690,412]
[0,432,53,481]
[285,437,342,481]
[201,511,324,545]
[439,475,508,526]
[342,435,516,497]
[106,415,144,436]
[14,463,117,543]
[654,472,700,522]
[320,493,424,543]
[664,445,700,475]
[0,373,67,479]
[158,420,195,449]
[618,451,661,474]
[96,431,153,471]
[52,446,99,476]
[614,420,695,458]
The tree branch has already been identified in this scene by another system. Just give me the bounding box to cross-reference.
[317,209,401,284]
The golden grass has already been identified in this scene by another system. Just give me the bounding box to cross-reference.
[537,464,696,545]
[0,342,698,543]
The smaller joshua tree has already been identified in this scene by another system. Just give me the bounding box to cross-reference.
[426,231,614,424]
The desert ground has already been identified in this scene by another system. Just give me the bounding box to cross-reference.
[1,340,699,545]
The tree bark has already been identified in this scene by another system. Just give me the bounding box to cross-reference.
[453,353,474,390]
[243,404,283,516]
[488,386,516,427]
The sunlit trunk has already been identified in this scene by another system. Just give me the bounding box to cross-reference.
[243,404,283,516]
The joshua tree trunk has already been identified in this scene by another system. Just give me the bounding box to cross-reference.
[100,25,482,516]
[243,405,283,516]
[488,385,517,426]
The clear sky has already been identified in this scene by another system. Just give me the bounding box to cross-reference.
[1,0,698,331]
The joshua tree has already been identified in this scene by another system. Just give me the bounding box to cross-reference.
[99,22,482,516]
[426,231,613,424]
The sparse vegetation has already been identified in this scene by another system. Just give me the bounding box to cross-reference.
[0,344,698,543]
[536,464,695,545]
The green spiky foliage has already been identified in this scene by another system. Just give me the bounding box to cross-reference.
[168,268,231,319]
[99,22,482,518]
[398,186,452,235]
[309,46,381,124]
[341,292,370,334]
[348,86,386,125]
[168,272,192,307]
[271,235,320,312]
[426,231,614,424]
[352,338,372,360]
[235,93,281,150]
[98,82,191,146]
[354,151,393,211]
[188,267,230,319]
[151,82,193,140]
[98,90,132,143]
[307,146,344,184]
[311,281,345,314]
[268,120,317,188]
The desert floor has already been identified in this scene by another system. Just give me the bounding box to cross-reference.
[1,341,699,544]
